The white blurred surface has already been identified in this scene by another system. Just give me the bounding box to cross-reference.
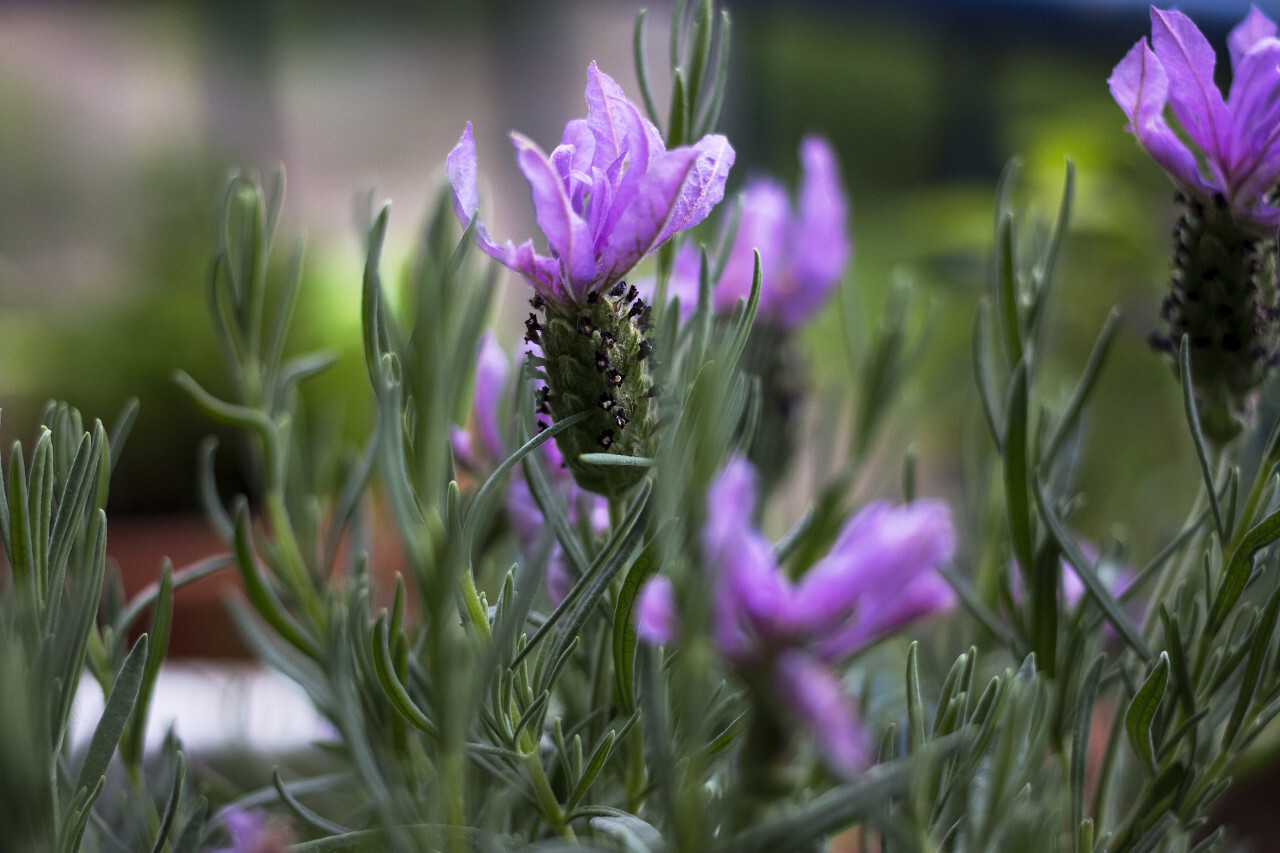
[70,663,331,755]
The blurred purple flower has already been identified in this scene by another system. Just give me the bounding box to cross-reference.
[451,334,607,603]
[447,63,735,306]
[699,456,956,775]
[206,809,292,853]
[636,575,679,645]
[1109,6,1280,232]
[661,135,851,329]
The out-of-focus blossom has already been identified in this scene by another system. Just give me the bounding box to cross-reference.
[636,575,679,645]
[695,456,956,776]
[206,809,292,853]
[661,135,851,330]
[447,62,734,307]
[1109,6,1280,233]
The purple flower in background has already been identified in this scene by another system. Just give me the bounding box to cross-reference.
[206,809,292,853]
[447,63,735,306]
[636,575,679,645]
[661,135,851,329]
[699,456,956,775]
[1109,6,1280,232]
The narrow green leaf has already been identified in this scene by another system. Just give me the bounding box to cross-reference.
[1224,585,1280,750]
[667,69,686,147]
[906,642,925,754]
[1071,655,1105,853]
[1043,309,1120,467]
[361,205,393,389]
[1124,652,1169,775]
[1130,812,1178,853]
[578,453,656,468]
[30,428,53,601]
[149,752,186,853]
[1179,338,1225,541]
[273,767,353,836]
[566,730,619,810]
[9,441,31,592]
[48,429,98,588]
[467,410,593,549]
[1159,606,1197,715]
[1034,476,1152,658]
[232,502,320,660]
[125,563,173,770]
[1209,505,1280,632]
[612,542,660,714]
[1004,362,1034,578]
[371,616,438,738]
[107,396,139,478]
[76,634,149,796]
[513,482,649,671]
[171,798,208,853]
[633,10,661,126]
[995,214,1022,368]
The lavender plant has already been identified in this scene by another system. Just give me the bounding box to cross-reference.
[13,1,1280,852]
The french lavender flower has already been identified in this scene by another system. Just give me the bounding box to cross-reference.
[1110,6,1280,442]
[452,332,608,604]
[447,63,735,497]
[655,136,851,491]
[671,456,955,777]
[665,135,851,330]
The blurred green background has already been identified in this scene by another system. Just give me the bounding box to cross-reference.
[0,0,1271,557]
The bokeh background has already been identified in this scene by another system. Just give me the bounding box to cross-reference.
[1,0,1275,592]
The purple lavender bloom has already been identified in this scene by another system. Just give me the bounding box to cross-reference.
[451,332,511,469]
[660,135,851,330]
[1109,6,1280,232]
[447,63,735,307]
[700,456,956,775]
[206,809,292,853]
[636,574,679,645]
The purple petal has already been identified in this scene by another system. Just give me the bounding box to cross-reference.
[780,135,851,329]
[655,134,737,246]
[584,62,656,175]
[511,132,598,290]
[1229,6,1278,71]
[472,332,510,461]
[505,476,545,545]
[446,123,507,262]
[773,651,870,777]
[560,118,596,177]
[815,573,955,662]
[703,457,791,659]
[1108,40,1206,192]
[1150,7,1231,166]
[714,180,789,318]
[597,146,700,284]
[1225,39,1280,207]
[636,575,679,645]
[704,456,759,556]
[507,239,566,302]
[712,529,791,660]
[450,426,475,469]
[791,499,955,632]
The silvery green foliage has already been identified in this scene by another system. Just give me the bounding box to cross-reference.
[17,2,1280,852]
[0,400,208,853]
